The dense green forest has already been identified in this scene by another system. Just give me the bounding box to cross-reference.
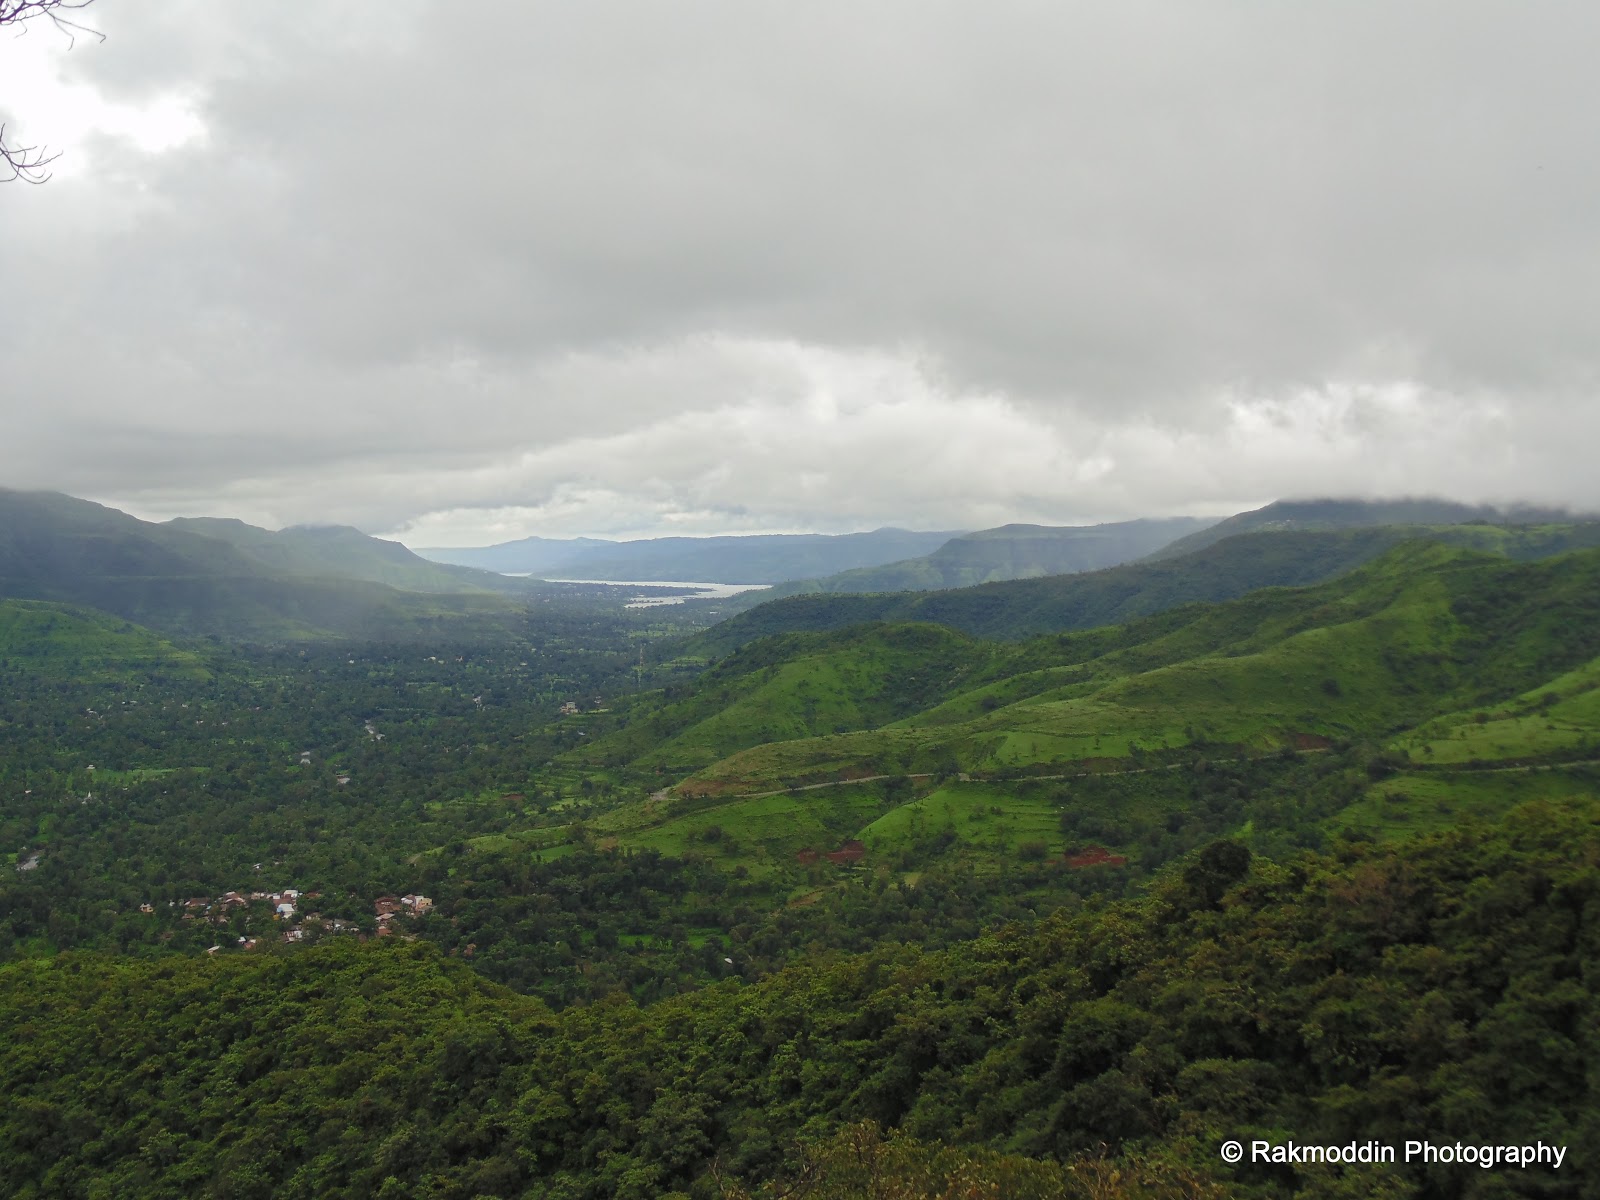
[3,802,1595,1197]
[4,519,1600,1196]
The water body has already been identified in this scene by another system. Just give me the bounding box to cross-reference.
[508,576,771,608]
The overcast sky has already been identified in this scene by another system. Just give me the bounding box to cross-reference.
[3,1,1598,545]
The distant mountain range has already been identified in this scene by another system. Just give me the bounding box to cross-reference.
[416,517,1229,590]
[6,490,1594,645]
[416,528,965,582]
[691,502,1600,654]
[0,489,523,640]
[1144,496,1583,561]
[750,516,1219,601]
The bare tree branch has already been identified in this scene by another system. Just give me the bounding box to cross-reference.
[1,0,103,183]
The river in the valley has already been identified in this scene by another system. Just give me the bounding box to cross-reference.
[508,577,772,608]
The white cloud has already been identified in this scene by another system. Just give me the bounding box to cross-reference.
[0,23,202,176]
[4,2,1599,542]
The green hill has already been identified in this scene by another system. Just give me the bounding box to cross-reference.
[577,622,995,778]
[1146,495,1586,561]
[0,599,208,682]
[168,516,514,593]
[751,516,1217,602]
[672,543,1600,795]
[695,522,1600,655]
[0,489,525,640]
[561,542,1600,877]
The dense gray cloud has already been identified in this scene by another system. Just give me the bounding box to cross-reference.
[2,1,1597,541]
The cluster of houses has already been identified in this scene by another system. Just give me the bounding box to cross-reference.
[374,893,434,936]
[172,887,318,923]
[154,886,434,951]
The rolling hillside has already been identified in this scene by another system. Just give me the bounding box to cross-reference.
[694,521,1600,654]
[566,541,1600,874]
[0,489,526,640]
[679,543,1600,792]
[0,599,209,682]
[1145,495,1586,561]
[578,622,995,778]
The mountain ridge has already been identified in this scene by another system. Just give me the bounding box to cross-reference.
[745,515,1220,601]
[417,527,964,582]
[691,520,1600,655]
[0,489,525,640]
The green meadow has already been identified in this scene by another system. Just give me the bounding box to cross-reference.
[1395,653,1600,764]
[1335,765,1600,840]
[597,781,898,871]
[859,781,1064,861]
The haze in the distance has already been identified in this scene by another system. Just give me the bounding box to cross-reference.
[3,2,1597,545]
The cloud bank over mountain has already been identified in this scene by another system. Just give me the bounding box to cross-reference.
[3,1,1597,540]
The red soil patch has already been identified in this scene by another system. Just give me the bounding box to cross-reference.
[795,848,820,865]
[1064,845,1128,869]
[826,839,867,865]
[1290,732,1333,750]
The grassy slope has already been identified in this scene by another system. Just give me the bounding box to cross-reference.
[0,600,210,681]
[1393,653,1600,764]
[581,543,1600,869]
[575,623,994,777]
[701,544,1600,792]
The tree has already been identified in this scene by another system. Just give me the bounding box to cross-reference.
[1,0,100,182]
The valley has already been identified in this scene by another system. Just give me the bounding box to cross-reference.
[2,495,1599,1197]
